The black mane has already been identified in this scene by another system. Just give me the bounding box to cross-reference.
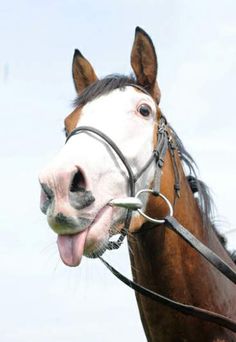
[74,74,137,107]
[170,126,235,263]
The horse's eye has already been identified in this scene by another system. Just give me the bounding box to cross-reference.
[137,104,152,117]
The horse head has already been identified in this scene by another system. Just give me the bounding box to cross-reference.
[39,27,173,266]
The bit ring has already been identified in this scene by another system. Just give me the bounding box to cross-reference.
[135,189,173,224]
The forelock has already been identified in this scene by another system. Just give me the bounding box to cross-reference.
[73,74,138,107]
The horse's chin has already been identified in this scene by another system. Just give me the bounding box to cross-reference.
[56,205,114,267]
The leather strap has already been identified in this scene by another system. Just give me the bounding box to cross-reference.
[99,256,236,332]
[165,216,236,284]
[99,215,236,332]
[152,120,169,194]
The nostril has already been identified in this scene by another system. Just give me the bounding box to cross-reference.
[40,183,54,214]
[69,169,95,209]
[70,169,86,193]
[41,183,54,199]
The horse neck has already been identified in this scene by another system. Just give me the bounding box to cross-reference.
[128,150,236,341]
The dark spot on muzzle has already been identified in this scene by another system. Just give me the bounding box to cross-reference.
[69,190,95,210]
[55,212,73,226]
[55,213,90,230]
[40,176,95,215]
[40,183,54,214]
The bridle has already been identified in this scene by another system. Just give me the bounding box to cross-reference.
[66,88,236,333]
[65,115,175,249]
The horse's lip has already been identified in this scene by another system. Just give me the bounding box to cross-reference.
[57,204,113,266]
[88,204,111,228]
[58,202,111,236]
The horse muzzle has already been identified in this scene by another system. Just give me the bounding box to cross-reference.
[39,166,96,235]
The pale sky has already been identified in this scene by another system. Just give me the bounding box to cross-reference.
[0,1,236,341]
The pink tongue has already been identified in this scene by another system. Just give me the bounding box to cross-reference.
[57,229,88,267]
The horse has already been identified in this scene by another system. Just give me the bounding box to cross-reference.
[39,27,236,341]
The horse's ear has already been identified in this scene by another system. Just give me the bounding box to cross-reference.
[72,49,98,94]
[131,27,161,104]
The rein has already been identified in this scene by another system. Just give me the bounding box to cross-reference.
[66,118,236,333]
